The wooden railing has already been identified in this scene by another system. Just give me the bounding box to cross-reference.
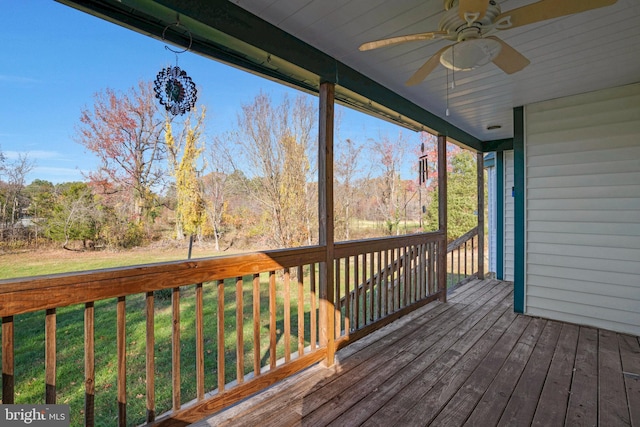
[0,232,445,426]
[446,226,481,287]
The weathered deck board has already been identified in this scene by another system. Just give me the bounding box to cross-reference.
[195,279,639,427]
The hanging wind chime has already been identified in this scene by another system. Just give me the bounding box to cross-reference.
[154,18,197,116]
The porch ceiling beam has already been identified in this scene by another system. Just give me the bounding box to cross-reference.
[58,0,484,151]
[483,138,514,152]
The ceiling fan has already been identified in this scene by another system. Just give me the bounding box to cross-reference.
[359,0,617,86]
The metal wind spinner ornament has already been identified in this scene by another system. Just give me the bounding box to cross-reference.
[154,19,197,116]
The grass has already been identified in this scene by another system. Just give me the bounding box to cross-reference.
[0,244,233,280]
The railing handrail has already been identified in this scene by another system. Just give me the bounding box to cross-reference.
[335,231,444,258]
[0,233,446,318]
[0,245,325,317]
[446,226,478,253]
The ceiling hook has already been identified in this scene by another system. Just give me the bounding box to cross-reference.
[161,16,193,55]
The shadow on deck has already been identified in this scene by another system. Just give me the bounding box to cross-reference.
[196,279,640,426]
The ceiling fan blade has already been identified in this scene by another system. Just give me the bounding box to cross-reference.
[487,36,530,74]
[495,0,617,30]
[458,0,489,23]
[359,31,448,51]
[406,45,451,86]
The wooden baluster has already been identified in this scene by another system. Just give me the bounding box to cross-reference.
[269,271,277,369]
[362,253,368,325]
[396,247,402,311]
[253,273,261,375]
[217,279,225,391]
[429,242,435,295]
[310,264,317,351]
[418,245,422,300]
[376,251,382,320]
[465,240,469,278]
[117,296,126,427]
[369,252,375,323]
[382,249,390,316]
[404,247,409,307]
[297,266,304,356]
[85,303,95,427]
[2,316,14,404]
[389,249,395,313]
[334,260,341,339]
[423,243,428,295]
[409,246,415,304]
[451,250,454,287]
[472,236,476,277]
[236,277,245,383]
[196,283,205,399]
[145,293,155,422]
[172,287,181,411]
[283,269,291,363]
[354,255,360,330]
[45,308,56,404]
[458,246,462,283]
[344,257,350,335]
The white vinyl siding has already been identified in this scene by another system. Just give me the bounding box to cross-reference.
[525,83,640,336]
[503,151,514,281]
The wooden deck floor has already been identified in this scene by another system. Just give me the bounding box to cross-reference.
[195,279,640,427]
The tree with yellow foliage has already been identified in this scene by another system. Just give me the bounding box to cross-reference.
[165,108,206,240]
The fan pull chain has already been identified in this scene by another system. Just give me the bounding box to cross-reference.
[446,69,450,117]
[451,43,456,89]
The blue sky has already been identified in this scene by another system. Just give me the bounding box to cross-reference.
[2,1,421,184]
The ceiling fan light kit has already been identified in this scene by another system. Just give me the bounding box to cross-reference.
[440,38,502,71]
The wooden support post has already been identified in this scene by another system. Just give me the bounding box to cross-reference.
[318,81,336,366]
[437,134,448,302]
[477,152,485,280]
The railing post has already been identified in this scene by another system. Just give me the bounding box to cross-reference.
[318,80,336,366]
[477,152,485,280]
[437,134,448,302]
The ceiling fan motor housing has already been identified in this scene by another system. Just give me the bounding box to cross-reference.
[440,0,501,40]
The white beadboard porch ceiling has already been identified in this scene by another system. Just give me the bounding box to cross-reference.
[230,0,640,142]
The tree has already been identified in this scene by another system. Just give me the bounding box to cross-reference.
[165,109,206,240]
[76,80,165,223]
[201,134,236,251]
[426,149,478,239]
[334,138,364,241]
[24,179,55,246]
[370,132,408,235]
[0,150,35,241]
[46,182,101,249]
[230,91,316,248]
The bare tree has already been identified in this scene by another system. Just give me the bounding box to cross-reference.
[0,150,35,241]
[334,138,364,241]
[201,133,235,251]
[230,91,316,248]
[371,132,407,235]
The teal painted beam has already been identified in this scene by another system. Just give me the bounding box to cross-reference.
[483,138,514,152]
[513,107,525,313]
[496,151,504,281]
